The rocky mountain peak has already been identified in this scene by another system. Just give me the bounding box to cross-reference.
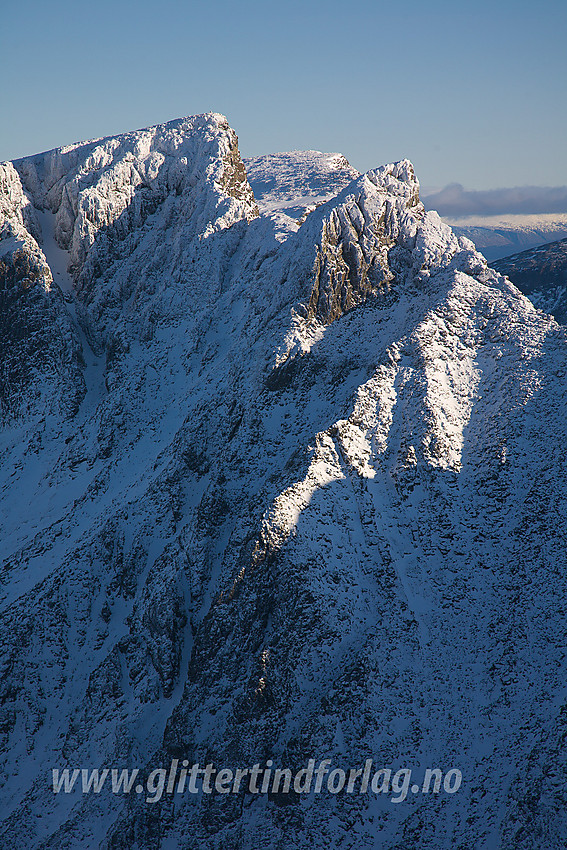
[1,116,566,850]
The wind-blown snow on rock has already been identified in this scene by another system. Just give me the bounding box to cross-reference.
[1,115,566,850]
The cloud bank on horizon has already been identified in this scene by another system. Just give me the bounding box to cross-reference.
[423,184,567,218]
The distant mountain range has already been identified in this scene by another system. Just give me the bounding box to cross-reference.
[440,214,567,261]
[491,238,567,323]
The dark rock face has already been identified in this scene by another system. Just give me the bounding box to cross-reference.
[218,122,259,214]
[306,195,395,322]
[1,117,567,850]
[491,238,567,323]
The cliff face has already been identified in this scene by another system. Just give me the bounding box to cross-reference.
[0,162,84,422]
[1,115,566,850]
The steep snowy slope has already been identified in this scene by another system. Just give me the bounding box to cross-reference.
[0,163,84,420]
[1,117,566,850]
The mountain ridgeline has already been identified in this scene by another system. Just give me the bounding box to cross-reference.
[1,114,566,849]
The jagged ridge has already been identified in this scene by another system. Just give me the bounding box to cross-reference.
[0,115,566,850]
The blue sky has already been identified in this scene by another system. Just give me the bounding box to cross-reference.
[2,0,565,192]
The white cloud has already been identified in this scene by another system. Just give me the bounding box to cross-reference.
[423,183,567,217]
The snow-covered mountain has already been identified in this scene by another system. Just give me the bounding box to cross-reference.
[1,114,567,850]
[491,237,567,324]
[444,213,567,261]
[244,150,359,217]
